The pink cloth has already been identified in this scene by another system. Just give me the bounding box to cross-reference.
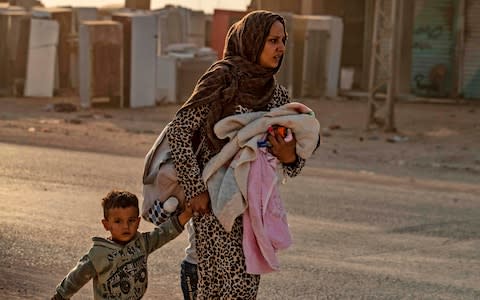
[243,148,292,274]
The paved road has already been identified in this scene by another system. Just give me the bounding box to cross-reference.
[1,142,479,299]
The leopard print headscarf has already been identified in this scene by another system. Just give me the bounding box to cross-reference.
[179,10,286,153]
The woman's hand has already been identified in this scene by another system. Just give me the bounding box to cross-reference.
[267,129,297,164]
[178,204,193,226]
[188,191,210,215]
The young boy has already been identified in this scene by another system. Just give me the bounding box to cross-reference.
[52,190,192,300]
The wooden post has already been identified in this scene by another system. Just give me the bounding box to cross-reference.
[384,0,400,132]
[453,0,466,99]
[365,0,382,131]
[365,0,402,132]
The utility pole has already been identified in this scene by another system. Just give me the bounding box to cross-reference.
[366,0,401,132]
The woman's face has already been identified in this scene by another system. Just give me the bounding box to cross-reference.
[258,20,286,69]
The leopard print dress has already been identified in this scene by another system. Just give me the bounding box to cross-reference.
[167,85,305,299]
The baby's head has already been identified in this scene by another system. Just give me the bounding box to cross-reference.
[101,190,140,244]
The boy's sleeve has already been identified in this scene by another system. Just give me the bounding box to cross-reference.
[144,216,184,254]
[52,255,96,299]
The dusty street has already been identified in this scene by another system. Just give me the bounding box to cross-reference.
[1,96,480,299]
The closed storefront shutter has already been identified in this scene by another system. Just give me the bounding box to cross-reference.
[462,0,480,99]
[411,0,456,97]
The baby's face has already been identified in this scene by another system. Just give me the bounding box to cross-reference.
[102,206,140,244]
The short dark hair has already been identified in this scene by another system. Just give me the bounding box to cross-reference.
[102,190,139,219]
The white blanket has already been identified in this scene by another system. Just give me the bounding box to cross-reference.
[203,102,321,231]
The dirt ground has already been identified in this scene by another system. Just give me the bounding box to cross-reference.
[1,95,480,299]
[1,95,479,185]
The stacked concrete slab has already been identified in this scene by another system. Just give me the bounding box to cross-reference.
[112,12,156,108]
[0,8,29,96]
[32,7,73,91]
[79,20,123,108]
[153,6,188,56]
[72,7,97,34]
[153,6,207,55]
[156,48,216,104]
[69,7,98,90]
[186,10,206,48]
[290,15,343,98]
[24,18,58,97]
[8,0,42,10]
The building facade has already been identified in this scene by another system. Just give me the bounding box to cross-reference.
[250,0,479,100]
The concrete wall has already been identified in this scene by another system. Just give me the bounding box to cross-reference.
[357,0,415,95]
[248,0,301,14]
[210,9,246,59]
[306,0,366,89]
[250,0,366,89]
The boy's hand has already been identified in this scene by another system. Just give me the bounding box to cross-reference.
[178,203,193,226]
[177,192,210,226]
[267,129,297,164]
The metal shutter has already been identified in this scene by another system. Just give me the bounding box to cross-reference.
[462,0,480,99]
[411,0,456,97]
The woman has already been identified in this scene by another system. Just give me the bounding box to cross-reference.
[167,10,305,299]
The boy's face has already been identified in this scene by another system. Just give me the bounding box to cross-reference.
[102,206,140,244]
